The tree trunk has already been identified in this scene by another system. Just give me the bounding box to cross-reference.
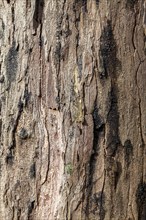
[0,0,146,219]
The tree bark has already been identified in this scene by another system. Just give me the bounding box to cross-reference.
[0,0,146,219]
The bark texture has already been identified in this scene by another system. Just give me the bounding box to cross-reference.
[0,0,146,219]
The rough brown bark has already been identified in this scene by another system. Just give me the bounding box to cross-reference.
[0,0,146,219]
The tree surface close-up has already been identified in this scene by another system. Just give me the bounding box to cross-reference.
[0,0,146,220]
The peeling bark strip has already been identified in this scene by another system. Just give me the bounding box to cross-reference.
[0,0,146,219]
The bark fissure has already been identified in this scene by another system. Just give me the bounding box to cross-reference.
[136,181,146,220]
[99,19,121,157]
[55,0,66,110]
[11,3,15,40]
[106,85,121,157]
[132,11,137,52]
[6,98,23,165]
[28,200,35,219]
[135,61,145,148]
[33,0,44,34]
[99,19,121,80]
[41,117,50,186]
[38,23,43,98]
[73,1,81,72]
[12,206,14,220]
[85,101,105,217]
[99,169,106,220]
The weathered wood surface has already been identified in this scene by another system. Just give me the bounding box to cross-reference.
[0,0,146,219]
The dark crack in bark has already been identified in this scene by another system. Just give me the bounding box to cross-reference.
[99,20,121,81]
[126,0,138,10]
[33,0,44,33]
[85,102,105,218]
[135,61,145,148]
[106,86,121,157]
[136,181,146,220]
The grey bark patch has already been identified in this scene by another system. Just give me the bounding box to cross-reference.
[126,0,138,10]
[6,152,14,165]
[26,0,31,9]
[29,163,36,178]
[54,42,61,63]
[114,161,122,190]
[92,105,104,130]
[23,87,31,107]
[18,128,28,140]
[28,200,35,216]
[144,36,146,55]
[6,41,18,88]
[82,0,87,12]
[77,55,82,80]
[75,0,87,12]
[106,86,121,156]
[136,182,146,220]
[0,20,5,39]
[90,192,105,219]
[124,139,133,166]
[0,75,4,83]
[96,0,99,7]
